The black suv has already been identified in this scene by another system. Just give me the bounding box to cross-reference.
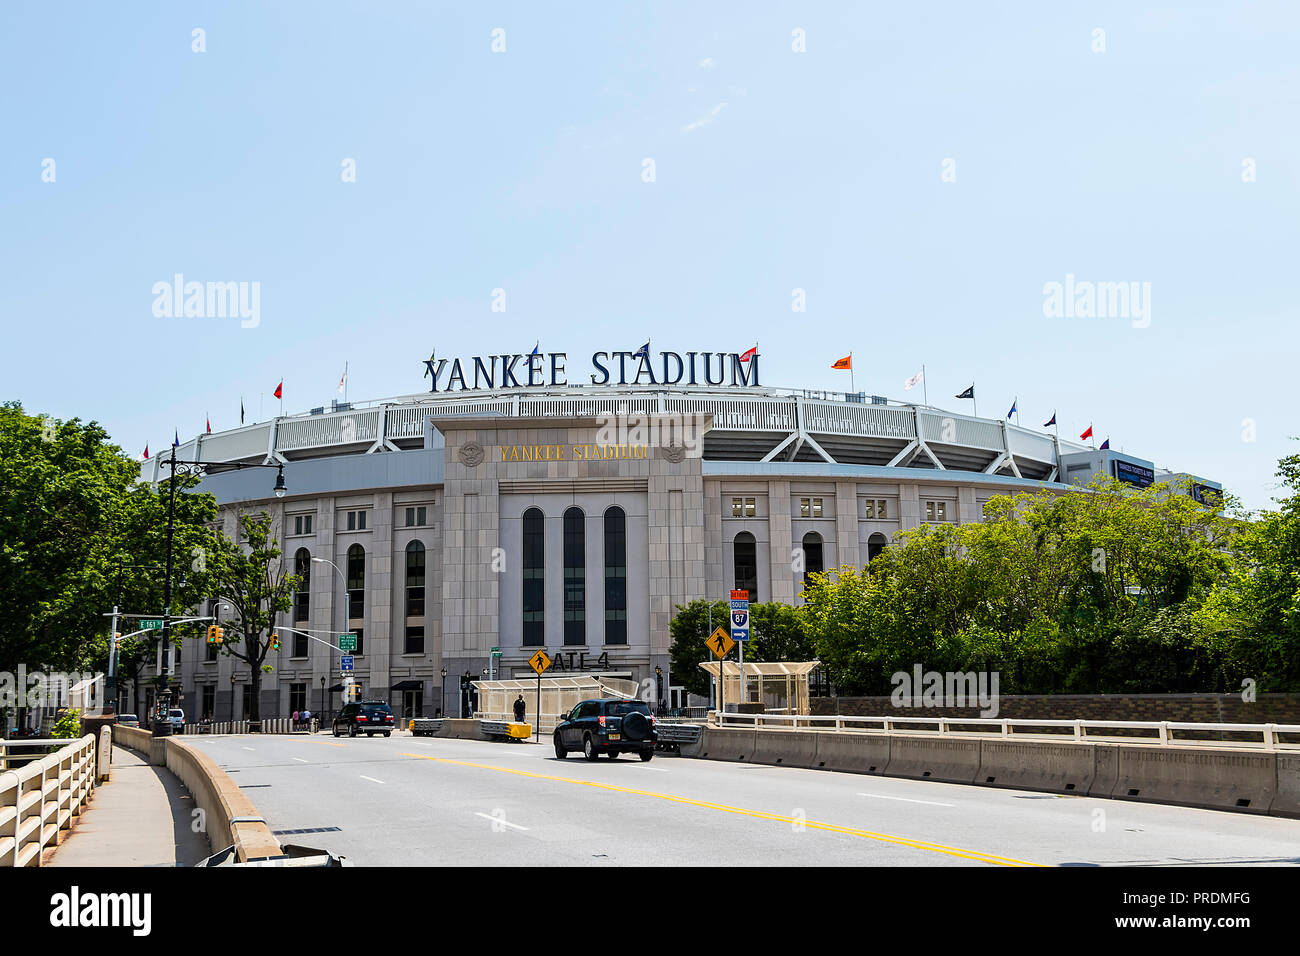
[332,701,395,737]
[554,698,657,761]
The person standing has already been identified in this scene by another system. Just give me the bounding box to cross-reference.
[513,694,526,723]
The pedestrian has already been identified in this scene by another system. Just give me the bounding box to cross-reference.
[292,709,300,729]
[513,693,526,722]
[302,708,311,731]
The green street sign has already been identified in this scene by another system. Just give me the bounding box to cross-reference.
[339,633,357,651]
[140,619,163,631]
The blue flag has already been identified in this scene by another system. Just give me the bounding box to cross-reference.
[1007,398,1017,420]
[529,340,540,357]
[1100,438,1110,450]
[633,341,649,359]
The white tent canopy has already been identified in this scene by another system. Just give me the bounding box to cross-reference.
[698,660,821,714]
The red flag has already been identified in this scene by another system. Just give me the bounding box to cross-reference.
[206,416,211,434]
[274,381,283,400]
[831,355,851,370]
[143,444,149,460]
[739,346,757,362]
[1080,425,1093,440]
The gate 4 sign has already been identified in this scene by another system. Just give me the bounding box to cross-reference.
[706,626,734,660]
[528,650,552,676]
[729,589,750,642]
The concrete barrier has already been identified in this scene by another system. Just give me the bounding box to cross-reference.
[977,739,1100,795]
[1108,746,1276,814]
[165,738,281,862]
[749,730,821,769]
[1273,754,1300,818]
[435,718,490,741]
[1089,743,1121,800]
[885,735,982,785]
[812,732,891,774]
[696,727,757,762]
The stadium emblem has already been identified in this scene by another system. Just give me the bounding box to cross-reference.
[459,441,485,467]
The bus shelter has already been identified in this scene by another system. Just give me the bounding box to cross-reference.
[697,660,820,714]
[473,675,640,731]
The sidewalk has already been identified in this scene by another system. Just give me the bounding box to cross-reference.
[45,745,211,867]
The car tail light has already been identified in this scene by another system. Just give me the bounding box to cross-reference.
[357,715,368,721]
[598,715,606,727]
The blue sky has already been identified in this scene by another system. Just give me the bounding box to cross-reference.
[2,2,1296,510]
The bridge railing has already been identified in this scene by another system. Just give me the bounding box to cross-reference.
[0,732,104,867]
[710,711,1300,750]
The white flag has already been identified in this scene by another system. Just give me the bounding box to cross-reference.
[338,363,348,394]
[904,369,924,391]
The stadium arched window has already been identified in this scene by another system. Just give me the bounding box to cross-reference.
[604,507,627,645]
[292,548,310,657]
[867,533,888,565]
[522,508,544,646]
[346,543,365,654]
[564,507,586,646]
[801,531,823,589]
[734,531,758,603]
[404,541,425,654]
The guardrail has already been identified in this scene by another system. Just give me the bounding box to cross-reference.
[711,712,1300,751]
[0,732,104,866]
[182,719,318,735]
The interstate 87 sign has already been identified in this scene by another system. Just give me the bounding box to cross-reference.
[730,589,750,642]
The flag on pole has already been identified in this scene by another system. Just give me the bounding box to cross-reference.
[274,381,283,400]
[173,429,180,447]
[529,341,540,357]
[1044,411,1056,427]
[956,385,975,400]
[143,444,149,460]
[632,341,650,359]
[739,345,757,362]
[337,363,348,394]
[1006,398,1017,420]
[831,355,851,370]
[1100,438,1110,450]
[240,397,245,425]
[1080,424,1093,440]
[904,369,924,391]
[206,416,211,434]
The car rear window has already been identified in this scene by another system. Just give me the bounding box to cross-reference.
[360,705,390,715]
[605,701,650,717]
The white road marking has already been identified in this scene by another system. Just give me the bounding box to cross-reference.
[242,746,255,751]
[292,757,309,763]
[857,792,954,807]
[360,775,385,784]
[474,812,529,831]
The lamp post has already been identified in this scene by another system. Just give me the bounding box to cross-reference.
[319,675,326,724]
[155,444,286,736]
[655,665,664,715]
[440,667,447,718]
[312,557,349,719]
[229,672,237,723]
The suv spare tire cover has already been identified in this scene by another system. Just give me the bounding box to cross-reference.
[622,711,649,741]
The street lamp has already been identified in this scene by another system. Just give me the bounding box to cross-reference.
[440,668,447,718]
[154,445,287,736]
[312,556,350,715]
[655,666,664,715]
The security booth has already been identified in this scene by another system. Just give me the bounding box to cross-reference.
[697,660,820,714]
[472,676,641,732]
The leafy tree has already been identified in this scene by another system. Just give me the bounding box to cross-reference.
[205,512,300,723]
[668,599,729,698]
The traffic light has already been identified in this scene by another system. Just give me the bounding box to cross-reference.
[270,633,281,651]
[114,632,122,648]
[206,625,217,643]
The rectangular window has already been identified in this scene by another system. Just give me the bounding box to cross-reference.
[522,510,545,647]
[811,497,823,518]
[292,632,307,658]
[404,506,426,527]
[290,683,307,714]
[202,684,215,720]
[865,499,889,519]
[404,625,425,655]
[206,639,217,662]
[799,497,811,518]
[346,510,367,531]
[745,497,756,517]
[926,501,935,522]
[925,501,950,522]
[293,514,313,535]
[347,511,355,531]
[731,497,743,518]
[864,499,875,519]
[937,501,948,521]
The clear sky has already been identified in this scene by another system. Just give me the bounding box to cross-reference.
[2,2,1295,511]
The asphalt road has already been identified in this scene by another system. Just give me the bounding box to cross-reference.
[187,732,1300,867]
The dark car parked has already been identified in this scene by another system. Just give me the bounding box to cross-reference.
[332,701,395,737]
[554,698,657,761]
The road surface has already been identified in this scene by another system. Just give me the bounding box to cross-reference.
[186,732,1300,867]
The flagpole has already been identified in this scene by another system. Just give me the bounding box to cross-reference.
[280,375,284,417]
[922,364,928,406]
[849,352,855,396]
[259,393,264,423]
[972,384,977,419]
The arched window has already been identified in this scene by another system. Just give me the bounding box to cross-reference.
[604,507,627,645]
[867,533,888,565]
[292,549,311,657]
[563,507,586,645]
[522,508,544,646]
[802,532,823,589]
[405,541,425,654]
[734,531,758,603]
[347,544,365,654]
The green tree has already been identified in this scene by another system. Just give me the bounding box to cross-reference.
[205,512,300,723]
[668,599,729,699]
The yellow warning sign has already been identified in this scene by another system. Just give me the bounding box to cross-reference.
[706,626,735,660]
[528,649,553,676]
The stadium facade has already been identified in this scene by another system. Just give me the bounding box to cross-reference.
[139,349,1222,722]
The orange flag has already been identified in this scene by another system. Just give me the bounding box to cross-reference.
[831,355,851,370]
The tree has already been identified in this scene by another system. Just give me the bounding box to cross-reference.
[205,512,300,723]
[668,599,729,699]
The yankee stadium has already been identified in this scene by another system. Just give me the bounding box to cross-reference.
[140,347,1223,722]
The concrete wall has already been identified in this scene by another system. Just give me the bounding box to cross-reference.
[684,727,1300,818]
[813,693,1300,724]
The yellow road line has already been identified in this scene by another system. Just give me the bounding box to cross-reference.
[400,753,1043,867]
[306,740,346,748]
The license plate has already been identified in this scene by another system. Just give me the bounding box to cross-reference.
[608,734,621,741]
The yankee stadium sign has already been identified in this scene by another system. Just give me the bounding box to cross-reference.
[422,347,760,392]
